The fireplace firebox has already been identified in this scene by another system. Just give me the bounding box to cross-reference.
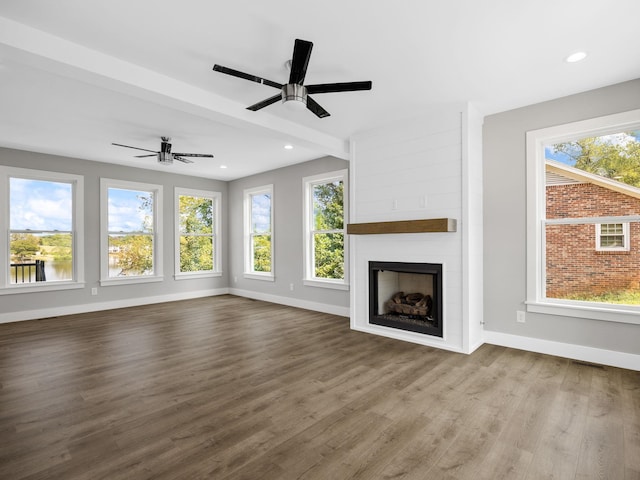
[369,261,443,337]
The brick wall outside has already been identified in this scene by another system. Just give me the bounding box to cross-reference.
[546,183,640,297]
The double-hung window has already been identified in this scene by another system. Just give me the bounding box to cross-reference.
[303,169,348,289]
[100,179,163,285]
[596,223,629,251]
[526,109,640,323]
[175,187,221,278]
[0,166,84,293]
[244,185,273,280]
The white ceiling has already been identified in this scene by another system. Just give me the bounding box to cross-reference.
[0,0,638,180]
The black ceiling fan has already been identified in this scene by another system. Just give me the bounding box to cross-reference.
[112,137,214,165]
[212,39,372,118]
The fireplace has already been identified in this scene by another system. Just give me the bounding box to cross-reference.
[368,261,443,337]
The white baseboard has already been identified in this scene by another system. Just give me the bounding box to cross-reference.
[0,288,230,324]
[229,288,350,317]
[484,330,640,371]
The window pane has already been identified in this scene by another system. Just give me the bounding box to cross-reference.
[546,223,639,304]
[108,188,153,233]
[601,223,623,235]
[10,178,72,231]
[252,234,271,272]
[9,232,73,283]
[108,234,153,277]
[313,181,343,230]
[179,195,213,234]
[600,235,624,247]
[179,236,213,272]
[251,194,271,234]
[314,233,344,279]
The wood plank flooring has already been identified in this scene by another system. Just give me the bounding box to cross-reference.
[0,295,638,479]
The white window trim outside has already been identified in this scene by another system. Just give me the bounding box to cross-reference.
[526,108,640,325]
[302,169,349,290]
[0,166,85,294]
[596,222,630,252]
[100,178,163,286]
[174,187,222,279]
[244,184,274,281]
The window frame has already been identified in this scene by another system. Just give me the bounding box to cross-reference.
[0,166,85,294]
[526,108,640,324]
[302,169,349,290]
[243,184,274,281]
[174,187,221,279]
[596,222,629,252]
[100,178,163,286]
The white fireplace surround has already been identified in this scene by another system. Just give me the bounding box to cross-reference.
[349,103,484,354]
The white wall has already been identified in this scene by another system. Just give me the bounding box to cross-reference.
[350,104,483,353]
[483,79,640,365]
[0,147,229,322]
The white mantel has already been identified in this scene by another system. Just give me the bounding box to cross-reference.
[349,103,484,354]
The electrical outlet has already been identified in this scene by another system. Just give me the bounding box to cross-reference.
[234,276,237,283]
[516,310,526,323]
[91,287,98,296]
[289,283,294,291]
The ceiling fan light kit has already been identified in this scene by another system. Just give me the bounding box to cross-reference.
[213,38,372,118]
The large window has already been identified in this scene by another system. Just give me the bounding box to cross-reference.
[101,179,163,285]
[0,167,84,293]
[526,109,640,323]
[175,187,221,278]
[303,170,348,289]
[244,185,273,280]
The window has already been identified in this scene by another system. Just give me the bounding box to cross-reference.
[596,223,629,251]
[101,179,163,285]
[303,169,348,289]
[175,188,221,278]
[526,108,640,324]
[0,166,84,294]
[244,185,273,280]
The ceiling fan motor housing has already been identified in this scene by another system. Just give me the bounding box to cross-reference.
[158,152,173,165]
[282,83,307,106]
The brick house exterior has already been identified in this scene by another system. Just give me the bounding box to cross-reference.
[545,160,640,298]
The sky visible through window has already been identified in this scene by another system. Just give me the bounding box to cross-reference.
[251,193,271,233]
[10,178,72,231]
[10,181,154,234]
[545,130,640,166]
[108,188,153,233]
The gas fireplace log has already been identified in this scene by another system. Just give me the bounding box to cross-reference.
[391,292,404,304]
[385,292,433,317]
[405,293,424,305]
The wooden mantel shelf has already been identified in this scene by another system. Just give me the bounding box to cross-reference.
[347,218,457,235]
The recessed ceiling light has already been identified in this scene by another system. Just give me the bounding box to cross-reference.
[284,144,294,150]
[220,165,227,169]
[565,51,587,63]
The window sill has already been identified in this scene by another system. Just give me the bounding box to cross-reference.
[244,273,275,282]
[174,272,222,280]
[100,276,164,287]
[303,279,350,291]
[0,282,85,295]
[526,300,640,325]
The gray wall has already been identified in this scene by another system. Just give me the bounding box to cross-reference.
[0,147,228,318]
[228,156,350,310]
[483,78,640,354]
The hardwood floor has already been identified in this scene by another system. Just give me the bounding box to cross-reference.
[0,295,638,479]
